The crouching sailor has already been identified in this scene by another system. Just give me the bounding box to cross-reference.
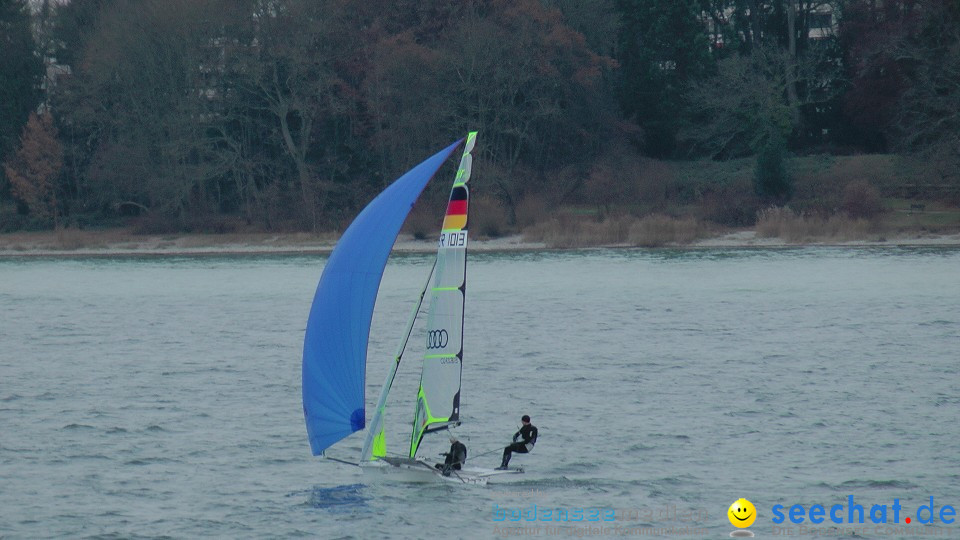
[436,435,467,476]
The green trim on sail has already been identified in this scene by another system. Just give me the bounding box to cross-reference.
[409,386,448,457]
[451,131,475,187]
[372,426,386,458]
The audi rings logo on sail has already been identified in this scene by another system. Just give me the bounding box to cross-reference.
[427,329,448,349]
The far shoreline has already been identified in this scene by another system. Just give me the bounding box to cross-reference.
[2,228,960,259]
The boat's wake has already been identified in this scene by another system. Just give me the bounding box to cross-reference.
[303,483,369,511]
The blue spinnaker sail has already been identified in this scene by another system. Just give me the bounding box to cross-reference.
[302,138,464,456]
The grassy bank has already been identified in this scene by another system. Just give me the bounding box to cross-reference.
[2,154,958,252]
[516,153,960,248]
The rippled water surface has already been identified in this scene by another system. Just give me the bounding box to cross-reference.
[2,248,959,539]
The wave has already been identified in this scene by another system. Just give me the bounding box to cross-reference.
[65,453,112,461]
[919,320,956,326]
[814,479,919,490]
[61,423,96,430]
[551,461,602,474]
[626,443,657,452]
[934,395,960,407]
[124,457,178,466]
[647,433,691,441]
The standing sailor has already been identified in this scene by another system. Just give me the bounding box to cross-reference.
[497,415,537,470]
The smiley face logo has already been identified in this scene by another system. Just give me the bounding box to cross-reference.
[727,498,757,528]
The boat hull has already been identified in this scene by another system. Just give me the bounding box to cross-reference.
[361,457,523,485]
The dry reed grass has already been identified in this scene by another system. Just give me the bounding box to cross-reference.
[523,213,704,248]
[756,206,881,242]
[628,214,702,247]
[55,228,99,250]
[0,228,137,251]
[54,228,140,250]
[521,214,622,248]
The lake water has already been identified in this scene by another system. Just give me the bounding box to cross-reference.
[2,248,959,539]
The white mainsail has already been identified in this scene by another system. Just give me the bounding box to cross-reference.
[410,132,475,457]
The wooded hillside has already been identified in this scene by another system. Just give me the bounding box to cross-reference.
[1,0,958,234]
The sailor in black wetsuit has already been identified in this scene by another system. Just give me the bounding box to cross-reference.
[497,415,537,470]
[436,435,467,476]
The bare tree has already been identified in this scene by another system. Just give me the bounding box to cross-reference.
[4,112,64,227]
[439,0,617,221]
[75,0,229,220]
[232,1,368,230]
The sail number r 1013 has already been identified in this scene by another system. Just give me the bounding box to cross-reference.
[439,230,467,248]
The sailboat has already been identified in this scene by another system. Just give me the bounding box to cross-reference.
[302,132,522,485]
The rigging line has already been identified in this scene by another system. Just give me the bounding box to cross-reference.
[431,454,468,483]
[414,459,441,474]
[323,455,360,467]
[360,258,438,461]
[468,446,510,459]
[396,258,438,363]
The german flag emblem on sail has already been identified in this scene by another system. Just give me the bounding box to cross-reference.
[441,186,468,231]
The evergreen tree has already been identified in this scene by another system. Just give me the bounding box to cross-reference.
[754,131,792,203]
[894,0,960,192]
[615,0,714,157]
[0,0,44,191]
[47,0,109,66]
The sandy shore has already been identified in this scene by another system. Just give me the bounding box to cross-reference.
[0,230,546,257]
[1,228,959,257]
[689,229,960,248]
